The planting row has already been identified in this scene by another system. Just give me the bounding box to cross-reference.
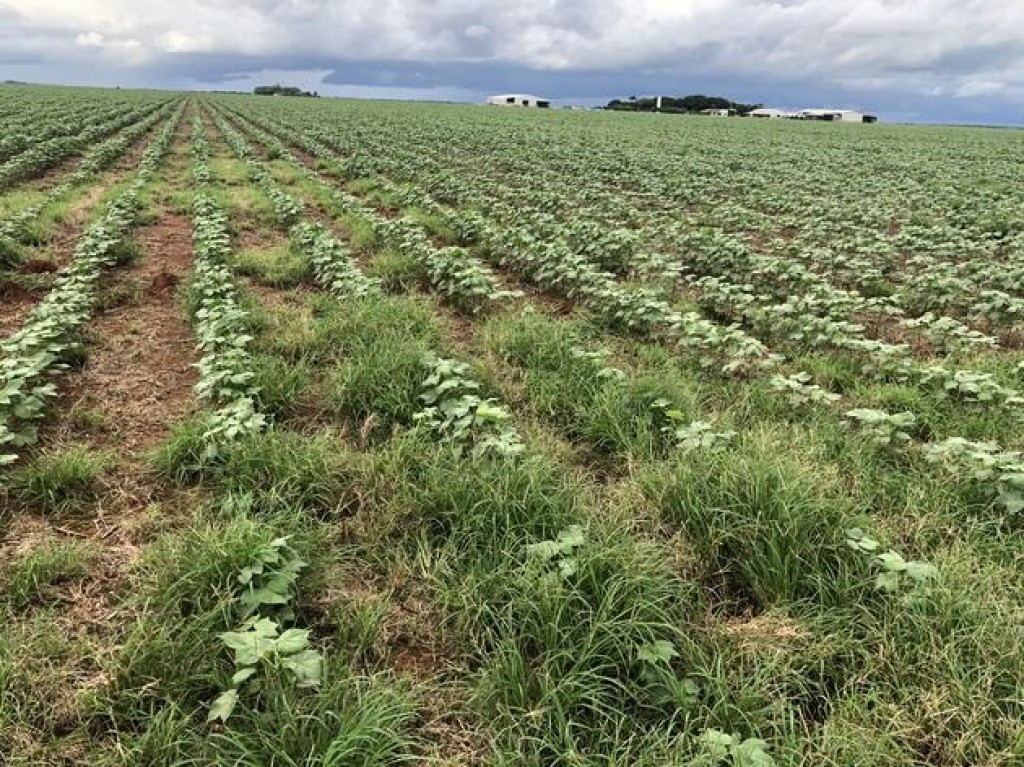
[0,102,185,465]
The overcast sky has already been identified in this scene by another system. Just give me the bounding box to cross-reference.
[2,0,1023,123]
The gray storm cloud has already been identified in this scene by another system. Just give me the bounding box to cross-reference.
[1,1,1023,121]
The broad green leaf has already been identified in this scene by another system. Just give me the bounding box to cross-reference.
[276,628,311,655]
[207,689,239,723]
[557,525,585,549]
[699,728,735,757]
[282,648,323,686]
[875,571,900,593]
[231,666,257,686]
[638,639,679,665]
[877,551,908,572]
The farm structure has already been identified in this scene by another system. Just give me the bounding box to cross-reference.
[749,107,796,119]
[486,93,551,108]
[798,108,878,123]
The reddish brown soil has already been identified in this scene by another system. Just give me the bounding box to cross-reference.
[56,222,196,458]
[18,258,59,274]
[0,285,41,336]
[41,107,200,525]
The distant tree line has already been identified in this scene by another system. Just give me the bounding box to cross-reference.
[254,84,319,98]
[604,94,762,115]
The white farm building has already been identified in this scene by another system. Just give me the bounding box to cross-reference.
[486,93,551,108]
[797,108,877,123]
[749,107,796,119]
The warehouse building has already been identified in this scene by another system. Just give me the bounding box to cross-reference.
[749,107,796,119]
[798,108,877,123]
[486,93,551,108]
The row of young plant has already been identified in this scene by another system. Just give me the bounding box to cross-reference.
[298,101,1024,314]
[185,114,267,459]
[188,110,535,735]
[212,94,1019,762]
[191,99,1024,763]
[228,102,1024,521]
[232,102,1024,409]
[210,104,523,315]
[0,96,142,162]
[218,103,784,378]
[579,181,1024,338]
[186,149,796,755]
[208,104,524,460]
[497,202,1012,412]
[0,102,185,466]
[260,101,1024,357]
[305,117,1015,364]
[773,376,1024,518]
[720,189,1024,312]
[672,225,1000,353]
[0,97,172,191]
[223,98,967,582]
[206,104,531,456]
[0,98,146,162]
[665,227,1024,418]
[216,104,798,466]
[0,99,181,267]
[226,104,979,502]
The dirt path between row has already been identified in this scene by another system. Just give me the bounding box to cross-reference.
[0,115,173,338]
[56,110,197,463]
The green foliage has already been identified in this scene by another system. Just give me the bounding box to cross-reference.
[846,528,938,599]
[232,244,311,287]
[604,94,762,114]
[698,728,776,766]
[249,353,310,420]
[187,120,267,462]
[2,539,98,609]
[6,89,1024,767]
[414,354,525,458]
[9,445,106,513]
[925,437,1024,515]
[649,398,736,452]
[209,537,322,724]
[844,408,917,446]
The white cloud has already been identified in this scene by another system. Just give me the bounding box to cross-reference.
[75,30,104,47]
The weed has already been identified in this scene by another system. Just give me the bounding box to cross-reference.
[233,244,311,287]
[10,446,106,513]
[2,538,99,609]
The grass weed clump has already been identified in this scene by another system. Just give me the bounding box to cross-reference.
[2,539,99,610]
[152,425,362,515]
[322,296,443,433]
[232,243,311,287]
[249,353,312,420]
[639,427,860,608]
[10,445,107,514]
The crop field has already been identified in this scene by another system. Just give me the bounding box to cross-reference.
[1,83,1022,765]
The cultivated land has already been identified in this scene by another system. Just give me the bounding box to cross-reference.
[1,84,1022,766]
